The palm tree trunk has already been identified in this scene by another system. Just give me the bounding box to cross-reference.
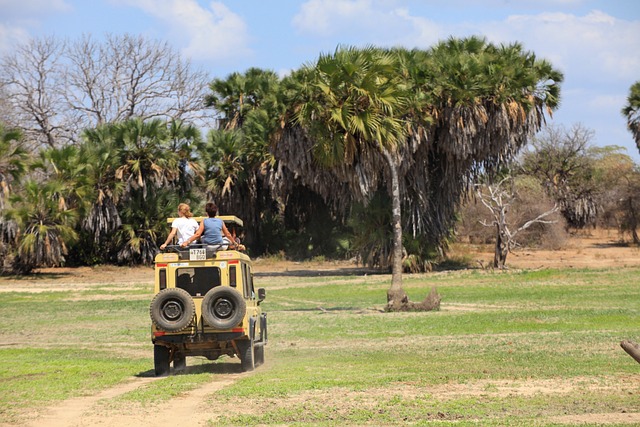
[382,149,407,309]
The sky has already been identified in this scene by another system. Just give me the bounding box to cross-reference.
[1,0,640,161]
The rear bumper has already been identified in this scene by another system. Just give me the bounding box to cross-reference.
[153,331,245,345]
[153,332,248,359]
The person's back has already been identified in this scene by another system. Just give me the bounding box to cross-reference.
[160,203,198,250]
[173,216,199,244]
[201,217,224,245]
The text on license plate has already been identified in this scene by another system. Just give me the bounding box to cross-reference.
[189,248,206,260]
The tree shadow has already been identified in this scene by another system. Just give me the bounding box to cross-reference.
[278,306,362,312]
[591,241,636,248]
[0,271,71,280]
[254,267,382,278]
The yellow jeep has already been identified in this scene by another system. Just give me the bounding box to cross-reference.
[150,216,267,376]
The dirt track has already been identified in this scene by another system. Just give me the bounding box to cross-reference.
[24,374,237,427]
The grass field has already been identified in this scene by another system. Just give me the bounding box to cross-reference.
[0,266,639,426]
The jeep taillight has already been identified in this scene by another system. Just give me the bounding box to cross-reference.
[159,269,167,290]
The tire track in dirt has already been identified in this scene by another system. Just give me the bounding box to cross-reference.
[25,376,158,427]
[25,374,237,427]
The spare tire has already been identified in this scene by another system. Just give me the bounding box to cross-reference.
[201,287,246,330]
[150,288,195,332]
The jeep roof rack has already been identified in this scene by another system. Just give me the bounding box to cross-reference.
[166,215,243,227]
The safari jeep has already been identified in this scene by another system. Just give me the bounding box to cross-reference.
[150,216,267,376]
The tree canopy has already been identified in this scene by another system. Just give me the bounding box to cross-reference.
[275,37,563,309]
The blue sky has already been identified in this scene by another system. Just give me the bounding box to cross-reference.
[1,0,639,160]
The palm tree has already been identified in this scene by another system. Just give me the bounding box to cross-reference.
[0,123,28,269]
[203,68,282,249]
[277,39,562,311]
[279,46,413,309]
[205,68,281,131]
[0,124,28,208]
[111,118,182,264]
[202,129,245,199]
[114,118,179,199]
[78,125,124,256]
[7,179,78,273]
[33,145,93,213]
[113,189,170,265]
[401,36,563,261]
[622,81,640,151]
[166,119,204,199]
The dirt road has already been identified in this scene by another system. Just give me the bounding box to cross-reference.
[24,374,237,427]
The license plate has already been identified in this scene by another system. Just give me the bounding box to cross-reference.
[189,248,206,261]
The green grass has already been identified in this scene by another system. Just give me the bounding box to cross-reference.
[0,267,639,425]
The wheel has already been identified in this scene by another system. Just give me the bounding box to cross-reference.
[150,288,195,332]
[173,352,186,371]
[154,345,170,376]
[201,287,246,330]
[238,339,255,372]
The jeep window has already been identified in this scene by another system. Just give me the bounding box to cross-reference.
[248,267,255,298]
[229,265,237,288]
[241,263,255,299]
[176,267,221,297]
[158,268,167,290]
[241,263,249,298]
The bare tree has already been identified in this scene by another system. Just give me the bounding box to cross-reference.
[0,36,72,149]
[64,34,211,128]
[0,34,211,149]
[476,176,559,269]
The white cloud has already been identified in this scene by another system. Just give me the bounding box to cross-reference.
[293,4,639,82]
[293,0,375,37]
[485,10,640,82]
[479,9,640,157]
[0,23,30,53]
[293,0,440,48]
[588,94,626,111]
[0,0,72,18]
[0,0,72,54]
[114,0,251,62]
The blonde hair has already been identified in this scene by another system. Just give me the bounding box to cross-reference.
[178,203,193,218]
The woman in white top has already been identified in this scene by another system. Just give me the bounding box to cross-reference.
[159,203,199,250]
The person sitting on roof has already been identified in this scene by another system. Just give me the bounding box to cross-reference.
[181,202,236,248]
[160,203,199,250]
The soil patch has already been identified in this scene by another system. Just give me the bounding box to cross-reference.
[450,229,640,270]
